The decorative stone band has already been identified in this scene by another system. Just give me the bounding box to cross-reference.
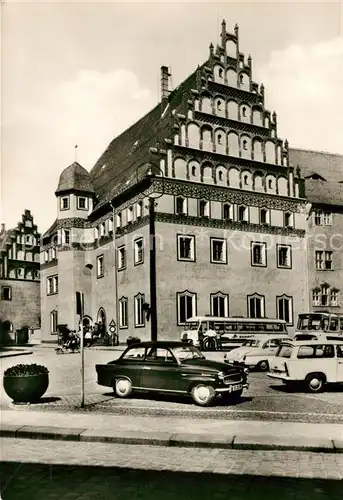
[194,111,269,137]
[155,212,306,238]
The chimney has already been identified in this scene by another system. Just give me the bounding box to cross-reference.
[1,223,5,233]
[160,66,171,110]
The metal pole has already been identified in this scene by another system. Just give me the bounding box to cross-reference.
[149,198,158,341]
[111,203,120,346]
[80,292,85,408]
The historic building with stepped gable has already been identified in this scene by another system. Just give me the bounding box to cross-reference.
[0,210,41,343]
[40,21,342,343]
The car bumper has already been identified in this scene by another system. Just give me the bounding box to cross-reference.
[215,382,249,393]
[225,360,255,369]
[267,372,289,381]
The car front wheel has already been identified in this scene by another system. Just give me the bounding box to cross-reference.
[114,377,133,398]
[191,384,216,407]
[305,374,325,393]
[257,360,269,372]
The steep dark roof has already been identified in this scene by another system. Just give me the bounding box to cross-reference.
[89,70,198,213]
[289,148,343,183]
[289,148,343,208]
[0,230,14,253]
[56,162,94,195]
[43,219,57,239]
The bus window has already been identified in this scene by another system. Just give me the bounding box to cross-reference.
[329,319,338,331]
[340,319,343,331]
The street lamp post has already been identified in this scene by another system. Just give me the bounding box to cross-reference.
[149,197,158,341]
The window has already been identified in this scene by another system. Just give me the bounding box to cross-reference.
[47,275,58,295]
[134,238,144,265]
[242,140,248,150]
[134,294,145,327]
[314,210,332,226]
[238,205,248,222]
[260,208,270,225]
[218,171,223,181]
[136,201,143,219]
[50,310,58,334]
[175,196,186,215]
[312,288,320,306]
[127,206,133,223]
[119,297,128,328]
[222,203,233,220]
[277,295,293,325]
[116,213,122,227]
[123,346,145,359]
[177,235,195,261]
[216,100,222,111]
[211,292,229,317]
[51,248,56,260]
[97,255,104,278]
[177,291,196,325]
[60,196,69,210]
[321,284,329,306]
[108,217,113,232]
[248,293,265,319]
[94,226,99,240]
[44,250,49,262]
[242,107,247,117]
[210,238,227,264]
[198,200,210,217]
[63,229,70,245]
[315,251,333,271]
[277,245,292,269]
[331,289,339,307]
[100,222,106,237]
[1,286,11,300]
[118,246,126,270]
[251,242,267,267]
[297,344,335,359]
[77,197,88,210]
[284,212,293,227]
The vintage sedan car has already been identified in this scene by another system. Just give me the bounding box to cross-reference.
[96,341,249,407]
[224,335,290,371]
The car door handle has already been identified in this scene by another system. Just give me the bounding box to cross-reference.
[143,366,151,370]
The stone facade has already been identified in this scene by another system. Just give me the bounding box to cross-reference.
[0,210,41,343]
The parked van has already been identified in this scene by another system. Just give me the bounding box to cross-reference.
[268,340,343,393]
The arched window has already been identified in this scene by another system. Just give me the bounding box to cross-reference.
[243,140,248,150]
[210,292,229,317]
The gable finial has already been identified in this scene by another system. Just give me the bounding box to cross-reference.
[75,145,78,162]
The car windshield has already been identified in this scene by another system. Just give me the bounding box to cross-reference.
[184,322,199,331]
[241,339,260,347]
[172,345,204,361]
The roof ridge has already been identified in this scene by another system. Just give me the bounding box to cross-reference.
[290,147,343,158]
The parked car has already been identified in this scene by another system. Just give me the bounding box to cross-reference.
[96,341,249,407]
[224,335,290,371]
[268,339,343,393]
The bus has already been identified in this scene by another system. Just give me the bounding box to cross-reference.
[294,312,343,340]
[181,316,289,351]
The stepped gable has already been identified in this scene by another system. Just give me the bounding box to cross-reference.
[55,161,94,195]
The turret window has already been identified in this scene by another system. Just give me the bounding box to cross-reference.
[242,140,248,151]
[217,134,222,144]
[60,196,69,210]
[198,200,210,217]
[222,203,233,221]
[242,107,247,117]
[175,196,187,215]
[77,196,88,210]
[63,229,70,245]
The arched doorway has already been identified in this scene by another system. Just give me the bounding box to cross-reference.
[82,315,93,335]
[96,308,107,336]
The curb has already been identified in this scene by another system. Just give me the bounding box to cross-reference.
[0,350,33,359]
[1,424,342,453]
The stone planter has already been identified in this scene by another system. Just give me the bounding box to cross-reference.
[3,373,49,403]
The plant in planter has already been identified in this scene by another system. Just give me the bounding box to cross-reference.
[126,336,141,347]
[3,363,49,404]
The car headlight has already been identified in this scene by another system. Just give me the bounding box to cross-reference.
[217,371,225,380]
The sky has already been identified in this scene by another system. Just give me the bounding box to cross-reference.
[1,0,343,233]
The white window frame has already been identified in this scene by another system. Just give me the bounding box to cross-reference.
[108,217,113,232]
[50,310,58,334]
[277,244,292,269]
[260,208,270,225]
[1,286,12,301]
[222,203,233,221]
[44,250,49,262]
[276,294,293,325]
[251,242,267,267]
[127,206,134,223]
[77,196,88,210]
[47,275,58,295]
[238,205,248,222]
[97,255,104,278]
[134,238,144,265]
[60,196,70,210]
[119,297,128,329]
[53,275,58,294]
[323,212,332,226]
[248,293,265,319]
[198,199,210,218]
[321,284,330,306]
[134,293,145,327]
[330,289,339,307]
[136,201,143,219]
[118,246,126,270]
[312,288,321,306]
[210,292,229,317]
[210,238,227,264]
[284,212,293,228]
[175,196,187,215]
[177,290,196,326]
[116,213,122,228]
[177,234,195,261]
[63,229,70,245]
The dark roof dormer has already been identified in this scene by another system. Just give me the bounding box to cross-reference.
[55,161,94,196]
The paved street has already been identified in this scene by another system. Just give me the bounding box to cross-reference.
[1,347,343,423]
[1,438,343,499]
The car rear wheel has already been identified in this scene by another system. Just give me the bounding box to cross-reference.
[305,374,325,393]
[191,384,216,407]
[257,360,269,372]
[114,378,133,398]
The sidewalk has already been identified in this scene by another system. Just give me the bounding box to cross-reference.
[1,408,342,453]
[0,348,33,358]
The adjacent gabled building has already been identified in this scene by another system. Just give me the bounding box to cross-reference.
[40,21,313,343]
[0,210,41,343]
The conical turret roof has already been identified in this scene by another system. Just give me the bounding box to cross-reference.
[55,162,94,195]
